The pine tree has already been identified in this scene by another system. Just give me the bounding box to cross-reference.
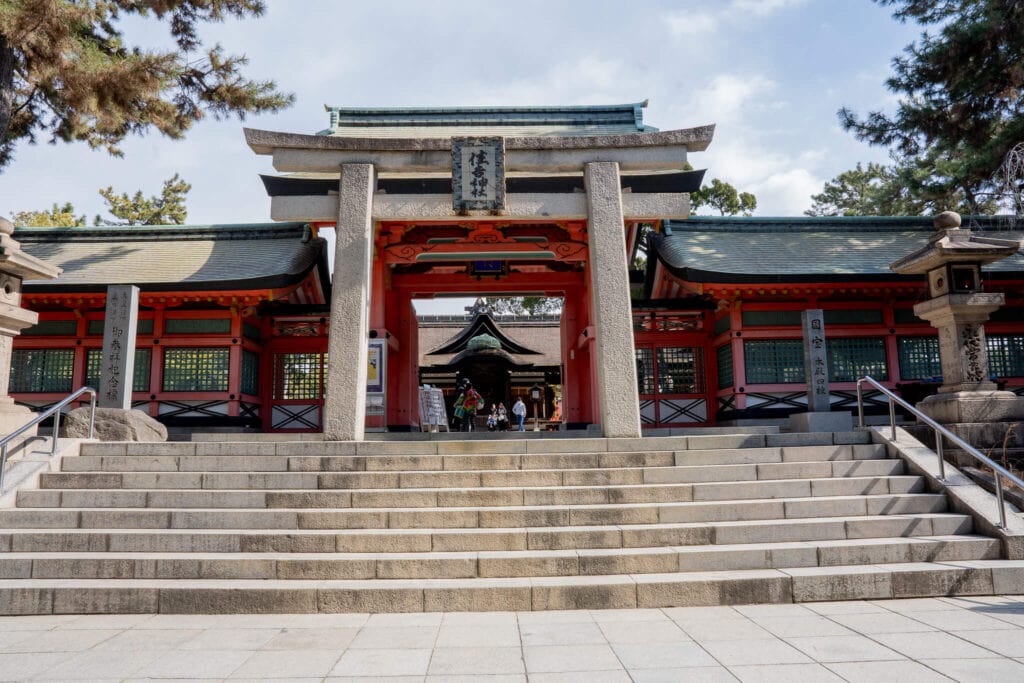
[691,178,757,216]
[96,174,191,225]
[11,202,86,227]
[0,0,293,169]
[839,0,1024,213]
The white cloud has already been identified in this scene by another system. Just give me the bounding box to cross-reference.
[463,54,650,107]
[678,74,777,126]
[666,0,806,40]
[732,0,808,16]
[748,168,823,215]
[665,11,719,37]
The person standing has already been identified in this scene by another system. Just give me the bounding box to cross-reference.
[456,380,482,432]
[512,396,527,432]
[497,402,509,431]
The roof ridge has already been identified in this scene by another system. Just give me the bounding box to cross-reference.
[14,222,311,242]
[666,215,1024,233]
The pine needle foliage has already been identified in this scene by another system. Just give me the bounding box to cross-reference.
[0,0,293,169]
[839,0,1024,214]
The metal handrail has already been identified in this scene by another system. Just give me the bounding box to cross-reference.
[0,386,97,492]
[856,375,1024,529]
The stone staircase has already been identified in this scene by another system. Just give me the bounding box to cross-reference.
[1,430,1022,614]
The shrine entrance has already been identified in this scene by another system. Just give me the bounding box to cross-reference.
[418,299,564,429]
[246,102,713,439]
[381,226,590,431]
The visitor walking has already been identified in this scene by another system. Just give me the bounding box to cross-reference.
[454,380,482,432]
[512,396,527,431]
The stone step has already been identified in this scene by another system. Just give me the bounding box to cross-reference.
[21,476,927,509]
[0,493,950,530]
[78,431,872,459]
[2,559,1020,614]
[0,514,974,553]
[60,443,889,474]
[56,457,903,489]
[0,536,1000,581]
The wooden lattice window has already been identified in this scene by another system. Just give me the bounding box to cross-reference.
[10,349,75,393]
[86,348,152,392]
[743,340,805,384]
[162,348,230,392]
[828,337,888,382]
[897,337,941,381]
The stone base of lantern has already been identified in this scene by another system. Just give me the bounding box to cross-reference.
[0,397,39,437]
[917,390,1024,424]
[788,410,854,433]
[909,420,1024,468]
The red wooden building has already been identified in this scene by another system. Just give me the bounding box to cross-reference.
[9,214,1024,432]
[637,215,1024,427]
[11,215,1023,433]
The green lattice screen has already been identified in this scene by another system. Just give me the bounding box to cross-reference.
[273,353,326,400]
[714,316,731,336]
[162,348,230,392]
[828,337,888,382]
[242,350,260,395]
[10,349,75,392]
[741,311,801,327]
[897,337,941,381]
[893,309,926,325]
[87,319,154,336]
[656,347,705,393]
[824,309,884,325]
[23,320,77,336]
[164,318,232,335]
[635,348,655,395]
[743,340,805,384]
[716,345,734,388]
[85,348,152,392]
[988,334,1024,377]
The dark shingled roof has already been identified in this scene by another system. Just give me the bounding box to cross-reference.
[14,223,329,294]
[653,216,1024,283]
[320,102,658,138]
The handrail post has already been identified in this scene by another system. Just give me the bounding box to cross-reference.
[51,410,61,456]
[0,442,7,493]
[888,396,897,441]
[935,435,946,481]
[856,380,865,428]
[88,393,97,440]
[996,476,1007,529]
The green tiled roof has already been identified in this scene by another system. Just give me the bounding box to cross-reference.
[319,102,658,138]
[654,216,1024,282]
[14,223,329,293]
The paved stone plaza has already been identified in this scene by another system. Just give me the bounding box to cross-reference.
[1,597,1023,681]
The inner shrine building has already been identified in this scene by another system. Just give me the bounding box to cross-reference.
[9,102,1024,436]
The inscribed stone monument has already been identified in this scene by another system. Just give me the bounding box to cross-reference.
[789,308,853,432]
[99,285,139,410]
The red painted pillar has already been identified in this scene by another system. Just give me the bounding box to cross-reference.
[384,288,420,430]
[560,278,595,426]
[577,276,598,425]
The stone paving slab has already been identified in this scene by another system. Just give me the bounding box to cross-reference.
[0,596,1022,680]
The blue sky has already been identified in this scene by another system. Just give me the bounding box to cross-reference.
[0,0,921,311]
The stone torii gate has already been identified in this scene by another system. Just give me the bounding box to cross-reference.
[245,123,714,440]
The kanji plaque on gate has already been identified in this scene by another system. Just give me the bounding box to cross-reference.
[452,136,505,212]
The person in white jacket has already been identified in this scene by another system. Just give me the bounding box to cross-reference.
[512,397,527,431]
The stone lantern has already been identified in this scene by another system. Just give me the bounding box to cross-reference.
[890,211,1024,427]
[0,217,61,435]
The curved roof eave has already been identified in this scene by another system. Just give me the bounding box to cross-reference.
[244,125,715,155]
